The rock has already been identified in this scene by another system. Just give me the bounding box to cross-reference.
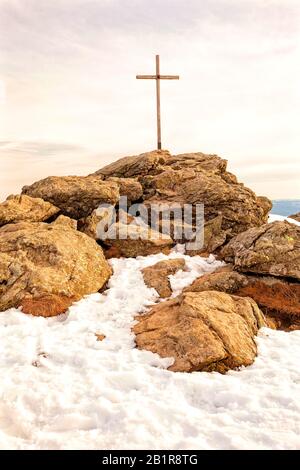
[289,212,300,222]
[184,266,300,331]
[257,196,273,216]
[22,175,119,219]
[236,277,300,331]
[20,294,76,317]
[97,150,226,178]
[144,168,271,237]
[0,220,112,315]
[95,150,170,178]
[184,266,248,294]
[102,221,174,258]
[106,177,143,202]
[142,258,186,298]
[0,194,59,226]
[164,152,228,174]
[134,290,265,373]
[78,208,139,241]
[96,150,272,248]
[78,206,114,240]
[221,221,300,280]
[186,215,230,255]
[95,333,106,341]
[51,214,77,229]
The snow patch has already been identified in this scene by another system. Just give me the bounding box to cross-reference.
[268,213,300,226]
[0,251,299,450]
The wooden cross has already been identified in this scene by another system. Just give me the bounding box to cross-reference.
[136,55,179,150]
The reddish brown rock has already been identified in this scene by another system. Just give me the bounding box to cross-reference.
[95,333,106,341]
[142,258,186,298]
[184,266,300,331]
[237,279,300,331]
[20,294,75,317]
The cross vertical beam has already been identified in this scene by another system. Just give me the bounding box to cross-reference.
[156,55,161,150]
[136,55,179,150]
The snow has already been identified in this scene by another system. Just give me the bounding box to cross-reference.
[268,213,300,226]
[0,220,299,450]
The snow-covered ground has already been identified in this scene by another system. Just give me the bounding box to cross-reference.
[0,218,300,450]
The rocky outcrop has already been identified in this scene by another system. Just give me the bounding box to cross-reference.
[0,220,112,316]
[95,150,272,250]
[289,212,300,222]
[221,221,300,280]
[22,175,120,219]
[15,150,271,258]
[184,266,300,331]
[134,290,265,373]
[0,194,59,226]
[142,258,186,298]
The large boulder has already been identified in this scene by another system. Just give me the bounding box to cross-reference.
[134,290,265,373]
[184,266,300,331]
[0,220,112,316]
[0,194,59,226]
[142,258,186,298]
[96,150,271,247]
[221,221,300,280]
[22,175,119,219]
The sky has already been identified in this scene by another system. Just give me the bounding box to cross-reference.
[0,0,299,201]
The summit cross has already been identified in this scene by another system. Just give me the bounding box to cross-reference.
[136,55,179,150]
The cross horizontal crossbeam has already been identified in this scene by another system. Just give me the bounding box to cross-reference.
[136,75,180,80]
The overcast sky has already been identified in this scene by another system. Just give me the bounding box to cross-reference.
[0,0,299,201]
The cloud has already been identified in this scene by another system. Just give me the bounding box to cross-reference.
[0,140,86,154]
[0,140,116,201]
[0,0,299,199]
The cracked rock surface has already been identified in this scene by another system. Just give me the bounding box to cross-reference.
[221,221,300,280]
[134,290,265,373]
